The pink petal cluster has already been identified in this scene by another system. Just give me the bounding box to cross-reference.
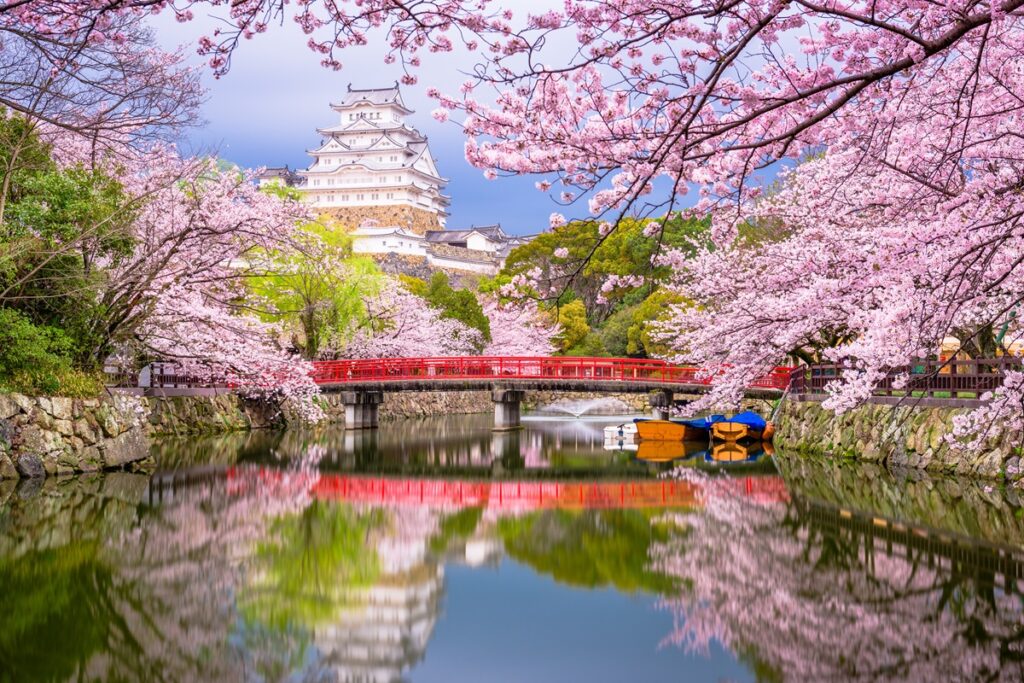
[481,297,560,357]
[339,279,483,358]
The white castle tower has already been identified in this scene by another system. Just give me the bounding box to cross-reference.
[296,83,450,233]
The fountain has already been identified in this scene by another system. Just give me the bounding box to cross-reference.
[533,397,634,418]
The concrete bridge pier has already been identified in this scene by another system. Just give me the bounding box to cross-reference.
[492,388,525,431]
[341,390,384,430]
[649,389,674,420]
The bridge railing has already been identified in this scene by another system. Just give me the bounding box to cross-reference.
[790,358,1015,403]
[311,356,797,390]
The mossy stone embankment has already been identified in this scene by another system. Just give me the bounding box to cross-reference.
[777,400,1022,483]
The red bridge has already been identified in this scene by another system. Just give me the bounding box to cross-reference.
[308,356,795,431]
[311,356,793,393]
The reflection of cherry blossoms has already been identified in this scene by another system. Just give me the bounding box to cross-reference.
[652,471,1024,682]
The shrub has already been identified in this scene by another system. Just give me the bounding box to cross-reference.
[0,308,102,397]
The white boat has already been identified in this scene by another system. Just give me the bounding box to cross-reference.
[603,423,638,441]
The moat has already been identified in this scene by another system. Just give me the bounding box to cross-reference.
[1,413,1023,682]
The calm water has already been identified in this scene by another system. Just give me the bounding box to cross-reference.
[2,414,1023,682]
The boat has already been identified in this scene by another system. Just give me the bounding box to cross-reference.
[603,422,639,442]
[636,440,707,463]
[710,411,768,442]
[634,418,707,442]
[633,414,726,442]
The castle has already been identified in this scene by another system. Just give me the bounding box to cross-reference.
[257,84,531,274]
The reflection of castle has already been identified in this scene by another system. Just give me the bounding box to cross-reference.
[314,567,444,682]
[314,505,446,682]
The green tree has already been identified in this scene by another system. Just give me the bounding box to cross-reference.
[502,215,709,322]
[597,304,638,356]
[555,299,590,352]
[0,308,75,394]
[401,272,491,348]
[566,332,609,357]
[248,217,382,359]
[0,115,137,371]
[626,288,688,357]
[0,109,52,227]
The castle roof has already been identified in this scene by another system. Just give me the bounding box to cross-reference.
[424,225,511,244]
[330,83,413,113]
[350,225,425,239]
[254,165,302,186]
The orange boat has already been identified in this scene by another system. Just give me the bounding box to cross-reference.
[634,419,708,442]
[711,422,764,442]
[709,411,770,442]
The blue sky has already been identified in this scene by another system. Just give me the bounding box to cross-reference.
[153,12,564,236]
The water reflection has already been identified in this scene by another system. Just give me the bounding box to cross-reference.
[655,470,1024,681]
[152,414,777,478]
[1,417,1022,682]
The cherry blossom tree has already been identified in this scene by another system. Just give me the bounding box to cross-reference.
[16,2,1024,214]
[481,297,560,357]
[0,7,201,147]
[338,278,482,358]
[15,1,1024,425]
[13,126,324,415]
[116,154,323,414]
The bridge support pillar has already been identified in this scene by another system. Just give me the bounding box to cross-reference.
[340,390,384,430]
[649,390,674,420]
[492,388,525,431]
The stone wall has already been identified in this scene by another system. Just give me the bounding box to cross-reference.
[319,390,492,422]
[370,252,480,288]
[148,394,285,435]
[321,205,442,234]
[372,252,434,280]
[427,243,497,265]
[777,399,1023,483]
[0,393,151,480]
[0,392,294,481]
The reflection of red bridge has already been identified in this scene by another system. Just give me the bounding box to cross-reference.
[227,468,789,511]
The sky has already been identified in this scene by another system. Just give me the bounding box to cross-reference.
[152,9,565,236]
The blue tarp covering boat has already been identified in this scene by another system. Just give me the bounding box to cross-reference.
[677,414,727,431]
[725,411,768,431]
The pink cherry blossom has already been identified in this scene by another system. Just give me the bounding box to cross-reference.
[481,297,560,356]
